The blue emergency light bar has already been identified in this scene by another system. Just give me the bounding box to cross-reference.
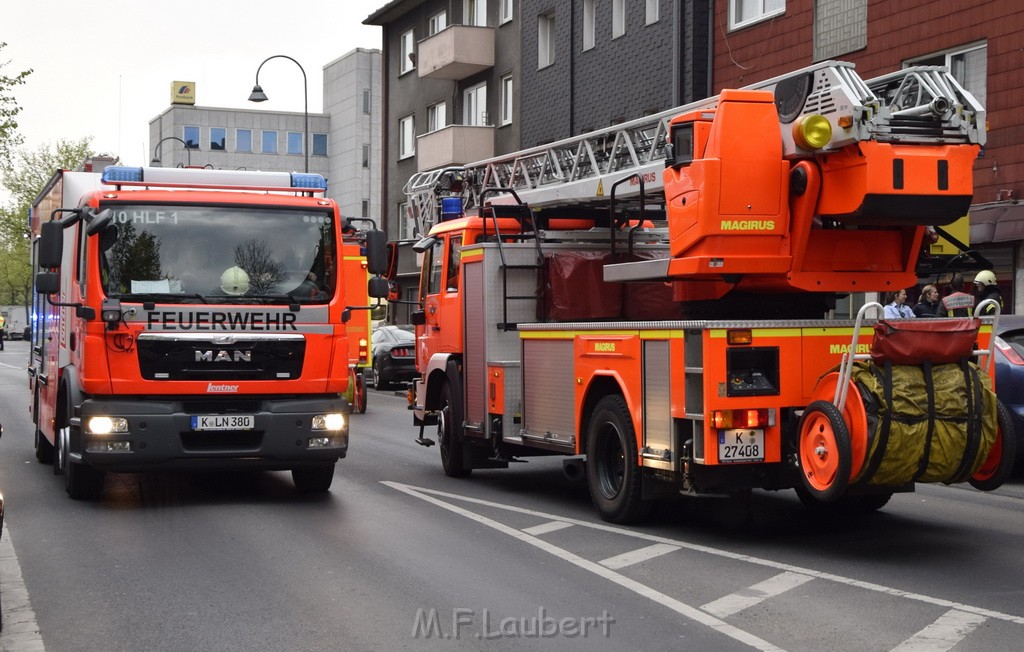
[100,166,328,191]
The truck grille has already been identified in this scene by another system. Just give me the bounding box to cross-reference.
[180,430,264,451]
[138,337,305,381]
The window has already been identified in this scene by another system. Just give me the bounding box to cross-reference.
[236,129,252,153]
[287,132,303,156]
[362,89,371,114]
[464,83,487,126]
[465,0,487,26]
[210,127,226,151]
[184,126,200,149]
[398,201,414,239]
[583,0,595,50]
[499,0,513,24]
[362,144,370,168]
[362,200,369,218]
[446,235,463,292]
[312,133,328,157]
[400,29,415,74]
[428,101,447,132]
[500,74,513,125]
[612,0,625,39]
[908,43,987,107]
[729,0,785,31]
[538,12,555,68]
[429,10,448,35]
[399,115,415,159]
[262,130,278,154]
[646,0,659,25]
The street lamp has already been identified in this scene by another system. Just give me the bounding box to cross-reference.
[151,136,192,167]
[249,54,309,173]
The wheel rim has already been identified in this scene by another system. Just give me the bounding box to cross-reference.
[57,426,68,471]
[800,412,841,491]
[438,401,451,460]
[814,373,869,481]
[594,423,625,499]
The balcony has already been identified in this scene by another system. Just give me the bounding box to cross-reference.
[416,125,495,172]
[417,25,494,81]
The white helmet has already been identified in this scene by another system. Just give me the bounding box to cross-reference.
[974,270,997,287]
[220,266,250,295]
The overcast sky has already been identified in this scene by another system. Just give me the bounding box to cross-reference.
[2,1,383,176]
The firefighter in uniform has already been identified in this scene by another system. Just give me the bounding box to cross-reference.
[941,273,975,317]
[974,270,1005,316]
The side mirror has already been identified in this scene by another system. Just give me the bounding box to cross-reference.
[364,230,388,276]
[35,271,60,295]
[38,221,65,269]
[368,276,389,299]
[410,310,426,326]
[85,208,114,236]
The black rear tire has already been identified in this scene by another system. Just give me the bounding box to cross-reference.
[292,464,336,493]
[585,395,651,524]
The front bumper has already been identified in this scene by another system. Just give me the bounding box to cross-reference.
[76,395,349,472]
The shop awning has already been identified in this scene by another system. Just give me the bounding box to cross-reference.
[970,201,1024,244]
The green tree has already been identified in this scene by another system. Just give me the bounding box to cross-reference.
[0,42,32,166]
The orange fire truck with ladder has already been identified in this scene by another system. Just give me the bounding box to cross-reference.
[29,165,387,499]
[396,60,1013,523]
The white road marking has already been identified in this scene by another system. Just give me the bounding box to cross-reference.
[384,481,785,652]
[384,482,1024,627]
[599,543,680,570]
[701,571,814,618]
[890,609,987,652]
[0,521,46,650]
[522,520,574,536]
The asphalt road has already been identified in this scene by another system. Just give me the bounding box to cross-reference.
[2,338,1024,651]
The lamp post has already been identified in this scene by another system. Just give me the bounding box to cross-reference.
[249,54,309,173]
[151,136,192,167]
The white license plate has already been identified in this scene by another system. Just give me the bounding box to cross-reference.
[191,414,254,431]
[717,429,764,463]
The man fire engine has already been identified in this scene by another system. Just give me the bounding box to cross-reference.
[29,165,386,499]
[397,60,1013,523]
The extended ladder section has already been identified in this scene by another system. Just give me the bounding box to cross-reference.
[406,60,984,237]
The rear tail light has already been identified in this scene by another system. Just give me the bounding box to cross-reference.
[358,337,369,364]
[391,347,412,358]
[712,408,774,429]
[995,337,1024,365]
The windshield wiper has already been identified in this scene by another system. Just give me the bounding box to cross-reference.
[119,292,209,304]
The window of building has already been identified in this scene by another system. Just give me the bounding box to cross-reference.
[236,129,252,153]
[400,29,415,74]
[464,83,488,126]
[646,0,659,25]
[612,0,626,38]
[465,0,487,26]
[399,115,415,159]
[538,12,555,68]
[398,201,414,239]
[312,133,328,156]
[287,132,303,156]
[362,144,370,168]
[184,126,200,149]
[429,10,448,34]
[362,200,369,218]
[729,0,785,31]
[262,130,278,154]
[583,0,595,51]
[210,127,226,151]
[500,74,513,125]
[428,101,447,132]
[907,42,987,107]
[500,0,513,24]
[363,89,371,114]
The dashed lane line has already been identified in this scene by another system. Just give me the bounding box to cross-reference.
[522,520,574,536]
[599,543,681,570]
[384,481,785,652]
[890,609,988,652]
[0,521,45,651]
[701,571,814,618]
[384,482,1024,628]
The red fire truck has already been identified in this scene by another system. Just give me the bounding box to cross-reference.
[29,165,386,499]
[397,61,1012,523]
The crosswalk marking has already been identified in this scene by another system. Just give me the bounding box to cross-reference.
[522,520,574,536]
[890,608,987,652]
[599,543,681,570]
[702,571,814,618]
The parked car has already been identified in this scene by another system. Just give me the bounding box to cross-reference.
[991,315,1024,465]
[369,325,417,389]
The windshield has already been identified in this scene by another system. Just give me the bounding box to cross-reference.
[98,204,336,304]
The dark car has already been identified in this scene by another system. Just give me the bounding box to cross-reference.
[369,325,417,390]
[992,315,1024,464]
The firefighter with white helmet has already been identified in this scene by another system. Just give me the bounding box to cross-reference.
[973,270,1005,316]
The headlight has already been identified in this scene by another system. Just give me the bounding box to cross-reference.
[792,114,832,151]
[312,413,346,431]
[86,416,129,435]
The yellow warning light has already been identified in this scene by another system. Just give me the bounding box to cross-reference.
[793,114,833,151]
[837,115,853,129]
